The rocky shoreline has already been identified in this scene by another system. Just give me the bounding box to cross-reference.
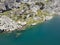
[0,0,59,33]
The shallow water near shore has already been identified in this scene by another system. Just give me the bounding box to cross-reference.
[0,16,60,45]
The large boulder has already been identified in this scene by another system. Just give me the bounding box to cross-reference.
[0,3,6,13]
[4,0,16,9]
[16,0,21,2]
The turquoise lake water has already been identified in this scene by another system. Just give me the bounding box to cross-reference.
[0,16,60,45]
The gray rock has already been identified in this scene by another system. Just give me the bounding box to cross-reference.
[16,0,21,2]
[0,3,6,12]
[4,0,16,9]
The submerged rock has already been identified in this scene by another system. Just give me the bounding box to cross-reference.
[0,29,4,33]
